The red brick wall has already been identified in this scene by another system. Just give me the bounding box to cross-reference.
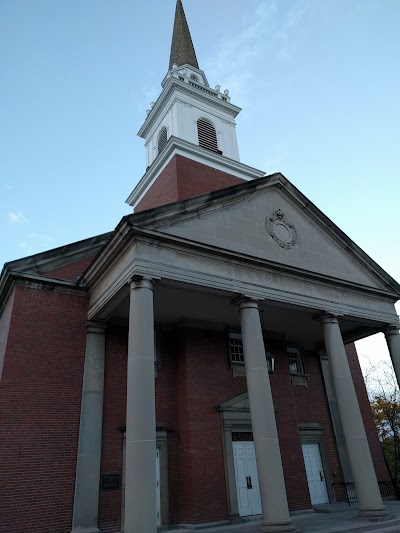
[175,328,245,523]
[135,155,244,212]
[98,326,127,533]
[98,327,181,532]
[40,255,96,282]
[97,326,352,528]
[0,284,88,533]
[174,330,341,522]
[268,341,314,511]
[175,156,244,203]
[1,309,384,532]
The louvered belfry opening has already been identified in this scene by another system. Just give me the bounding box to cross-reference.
[197,118,219,154]
[158,127,168,155]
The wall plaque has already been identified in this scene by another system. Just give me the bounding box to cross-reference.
[101,473,120,491]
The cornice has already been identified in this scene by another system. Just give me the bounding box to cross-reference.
[1,233,111,277]
[128,228,400,303]
[138,77,241,139]
[125,136,265,208]
[0,269,86,317]
[85,225,399,326]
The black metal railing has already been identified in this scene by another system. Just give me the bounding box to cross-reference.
[332,481,397,505]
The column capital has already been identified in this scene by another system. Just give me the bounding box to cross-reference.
[231,294,262,310]
[129,275,156,291]
[383,324,400,337]
[314,311,341,325]
[86,321,108,335]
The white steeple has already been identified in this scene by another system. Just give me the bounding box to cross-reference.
[126,0,265,211]
[138,0,241,168]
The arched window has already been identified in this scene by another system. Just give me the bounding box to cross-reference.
[197,118,219,153]
[158,127,168,155]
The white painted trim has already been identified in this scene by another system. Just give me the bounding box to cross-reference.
[86,237,399,326]
[125,137,265,208]
[138,77,241,138]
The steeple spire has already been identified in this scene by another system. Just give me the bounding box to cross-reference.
[169,0,199,70]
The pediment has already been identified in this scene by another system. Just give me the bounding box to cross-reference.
[140,176,397,293]
[217,392,250,412]
[217,392,278,413]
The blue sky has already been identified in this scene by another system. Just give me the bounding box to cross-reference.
[1,0,399,369]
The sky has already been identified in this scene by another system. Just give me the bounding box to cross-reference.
[1,0,399,376]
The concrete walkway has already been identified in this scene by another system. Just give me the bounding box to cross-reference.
[168,501,400,533]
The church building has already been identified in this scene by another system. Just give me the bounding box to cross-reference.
[1,2,400,532]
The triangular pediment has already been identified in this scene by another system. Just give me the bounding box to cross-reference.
[217,392,250,412]
[216,392,278,413]
[133,174,398,293]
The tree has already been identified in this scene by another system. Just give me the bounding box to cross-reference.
[363,359,400,499]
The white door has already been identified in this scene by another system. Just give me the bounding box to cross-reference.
[233,442,262,517]
[302,443,329,505]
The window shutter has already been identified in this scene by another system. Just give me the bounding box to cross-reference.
[197,119,219,153]
[158,127,168,155]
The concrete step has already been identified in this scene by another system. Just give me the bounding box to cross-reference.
[349,518,400,533]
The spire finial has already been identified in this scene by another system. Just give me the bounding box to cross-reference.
[169,0,199,70]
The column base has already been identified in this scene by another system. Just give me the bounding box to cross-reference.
[358,507,390,521]
[260,519,298,532]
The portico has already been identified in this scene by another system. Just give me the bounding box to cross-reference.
[70,171,400,532]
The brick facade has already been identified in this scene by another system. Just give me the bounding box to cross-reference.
[135,155,244,212]
[0,276,392,532]
[0,182,392,532]
[40,255,97,282]
[93,326,390,531]
[0,284,88,533]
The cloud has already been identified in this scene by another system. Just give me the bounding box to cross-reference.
[8,211,26,224]
[18,233,56,256]
[204,0,310,99]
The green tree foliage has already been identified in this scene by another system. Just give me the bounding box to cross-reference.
[371,394,400,499]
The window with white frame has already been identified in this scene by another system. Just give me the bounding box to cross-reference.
[229,333,244,365]
[228,332,273,373]
[287,347,307,375]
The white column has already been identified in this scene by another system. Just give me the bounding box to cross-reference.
[124,277,157,533]
[72,321,107,533]
[384,325,400,389]
[320,313,388,519]
[239,298,295,533]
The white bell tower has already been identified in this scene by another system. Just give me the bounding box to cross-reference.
[127,0,265,210]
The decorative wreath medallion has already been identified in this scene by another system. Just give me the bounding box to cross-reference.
[267,209,298,250]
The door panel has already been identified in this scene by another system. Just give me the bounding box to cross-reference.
[302,443,328,505]
[245,444,262,515]
[233,441,262,517]
[233,444,252,516]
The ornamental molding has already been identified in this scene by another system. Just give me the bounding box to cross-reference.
[125,136,265,208]
[267,209,298,250]
[138,79,241,138]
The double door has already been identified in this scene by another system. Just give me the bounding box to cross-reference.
[233,441,262,517]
